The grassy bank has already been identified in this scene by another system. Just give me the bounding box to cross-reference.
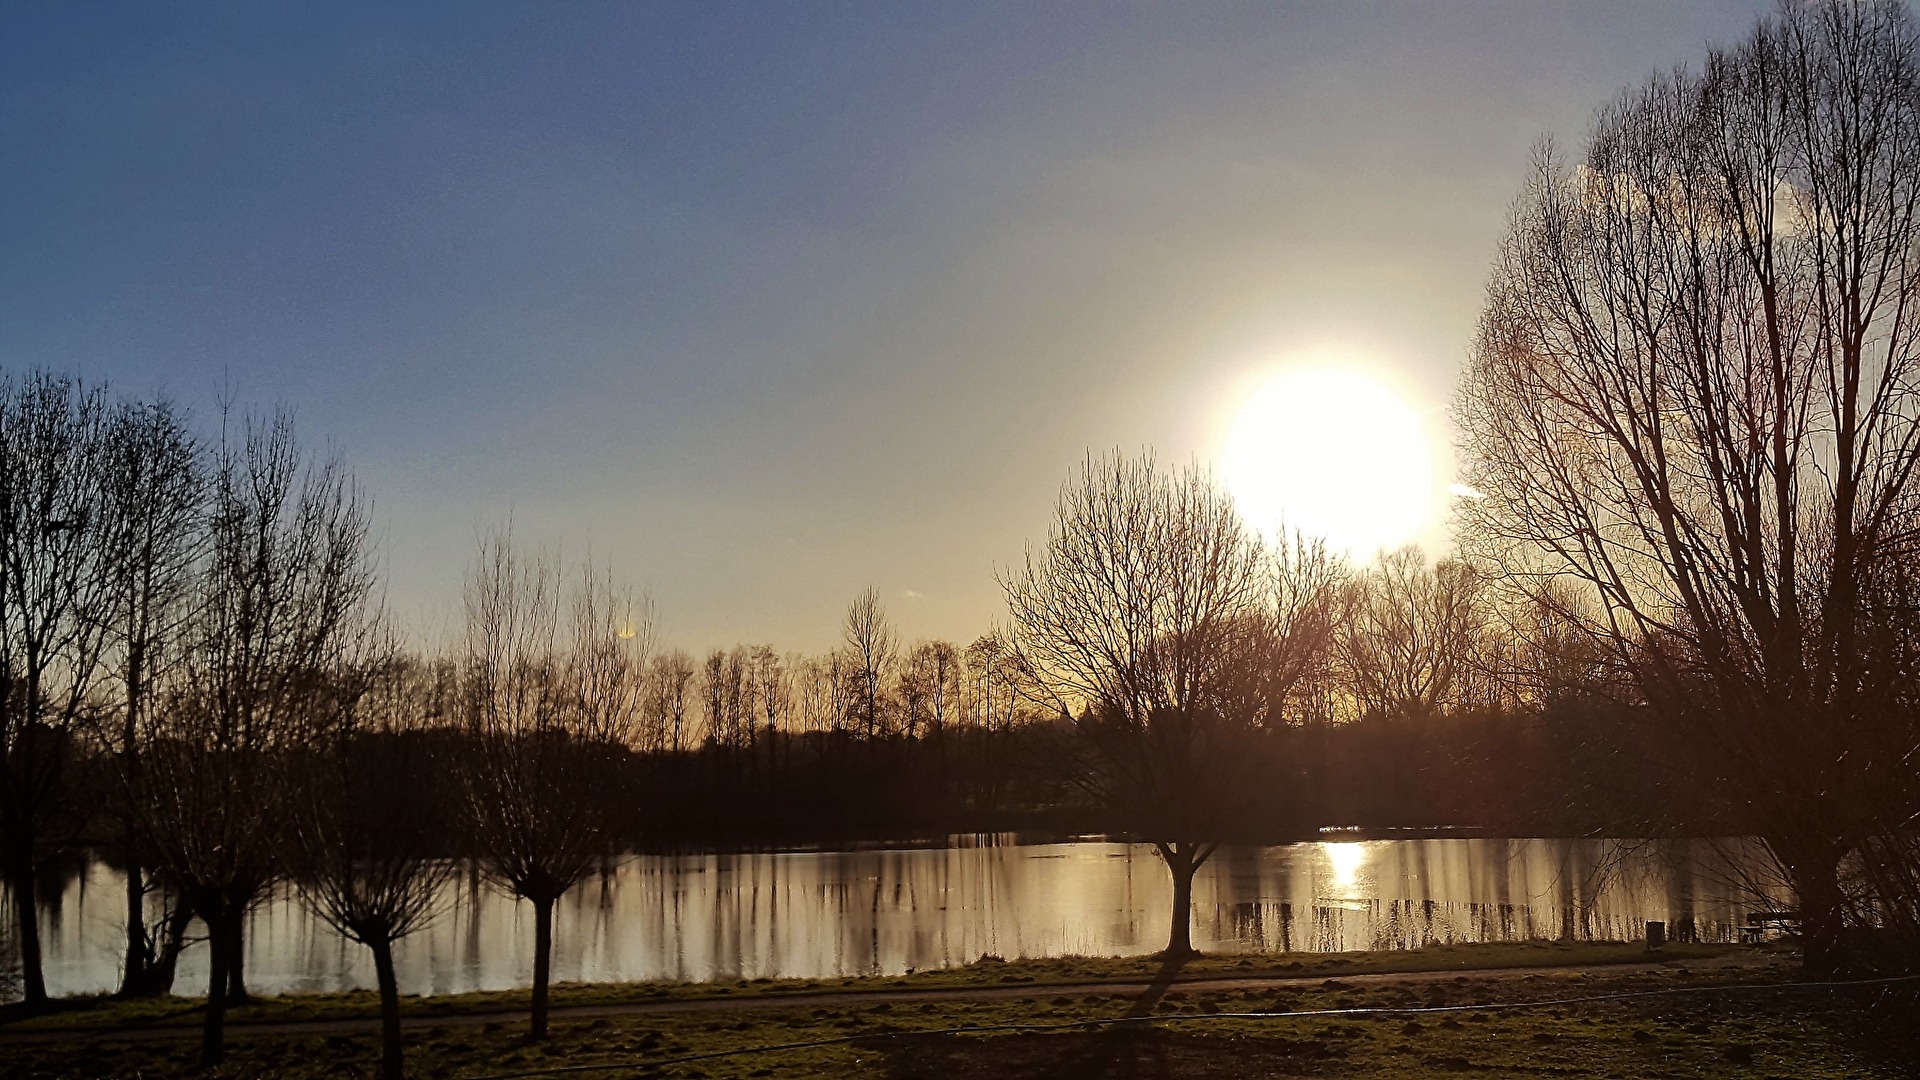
[2,941,1730,1033]
[9,941,1912,1079]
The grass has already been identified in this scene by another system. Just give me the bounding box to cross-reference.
[3,948,1910,1079]
[0,939,1732,1034]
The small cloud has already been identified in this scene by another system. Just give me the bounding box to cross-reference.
[900,589,927,601]
[1448,483,1487,500]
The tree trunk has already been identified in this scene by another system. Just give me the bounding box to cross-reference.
[119,676,149,999]
[9,863,47,1005]
[151,904,192,995]
[1162,845,1197,958]
[1557,840,1578,943]
[118,854,151,997]
[1794,849,1846,976]
[201,911,234,1067]
[370,935,404,1080]
[531,894,555,1039]
[225,913,249,1002]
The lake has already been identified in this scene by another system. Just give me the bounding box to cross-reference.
[23,835,1784,999]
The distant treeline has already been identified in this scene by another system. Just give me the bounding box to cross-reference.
[616,703,1732,845]
[47,693,1730,856]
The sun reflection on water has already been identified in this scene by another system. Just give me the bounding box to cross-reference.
[1320,841,1369,895]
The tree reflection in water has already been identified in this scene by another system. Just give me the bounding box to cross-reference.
[24,836,1785,998]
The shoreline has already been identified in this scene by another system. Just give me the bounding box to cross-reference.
[12,940,1909,1080]
[3,941,1741,1038]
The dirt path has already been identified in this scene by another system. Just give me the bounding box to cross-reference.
[0,953,1770,1046]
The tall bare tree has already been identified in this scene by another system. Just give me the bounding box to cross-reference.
[98,397,204,997]
[645,648,696,753]
[0,372,124,1005]
[1457,1,1920,971]
[844,587,896,738]
[456,533,649,1039]
[963,633,1018,733]
[792,651,839,736]
[749,645,786,738]
[1334,548,1484,722]
[1004,452,1325,956]
[910,641,961,739]
[700,646,758,751]
[288,638,453,1080]
[899,648,932,741]
[136,411,374,1063]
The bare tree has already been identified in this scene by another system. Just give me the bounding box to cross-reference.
[828,647,861,736]
[844,587,896,738]
[727,646,754,749]
[917,641,962,739]
[288,638,453,1080]
[0,373,129,1004]
[456,532,649,1039]
[645,648,695,753]
[792,651,839,736]
[749,645,786,736]
[97,397,204,998]
[135,411,374,1063]
[963,633,1017,733]
[898,647,932,741]
[1003,452,1279,957]
[1849,546,1920,958]
[1456,1,1920,971]
[1334,548,1484,721]
[1493,578,1620,712]
[701,645,757,751]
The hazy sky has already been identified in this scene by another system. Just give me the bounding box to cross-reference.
[1,0,1772,652]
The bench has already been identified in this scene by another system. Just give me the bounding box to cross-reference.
[1738,910,1799,942]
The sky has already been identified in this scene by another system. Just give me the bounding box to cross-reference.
[0,0,1774,653]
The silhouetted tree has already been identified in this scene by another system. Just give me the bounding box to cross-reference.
[749,644,787,768]
[645,648,695,753]
[97,397,204,997]
[455,533,648,1039]
[963,633,1015,733]
[793,649,853,737]
[702,645,755,752]
[1457,0,1920,972]
[844,587,896,738]
[289,641,455,1080]
[1335,549,1483,722]
[1238,531,1345,731]
[1846,540,1920,963]
[910,641,961,738]
[134,411,374,1064]
[0,373,139,1004]
[1004,452,1276,956]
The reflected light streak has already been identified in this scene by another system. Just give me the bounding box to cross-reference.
[1321,841,1369,894]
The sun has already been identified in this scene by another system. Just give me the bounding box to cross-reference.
[1219,361,1438,558]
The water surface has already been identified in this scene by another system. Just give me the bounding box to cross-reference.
[26,836,1783,998]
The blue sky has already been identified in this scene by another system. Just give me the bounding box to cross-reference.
[0,0,1771,651]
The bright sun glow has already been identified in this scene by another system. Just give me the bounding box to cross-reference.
[1220,362,1438,557]
[1321,841,1369,894]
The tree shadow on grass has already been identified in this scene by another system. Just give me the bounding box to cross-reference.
[881,952,1193,1080]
